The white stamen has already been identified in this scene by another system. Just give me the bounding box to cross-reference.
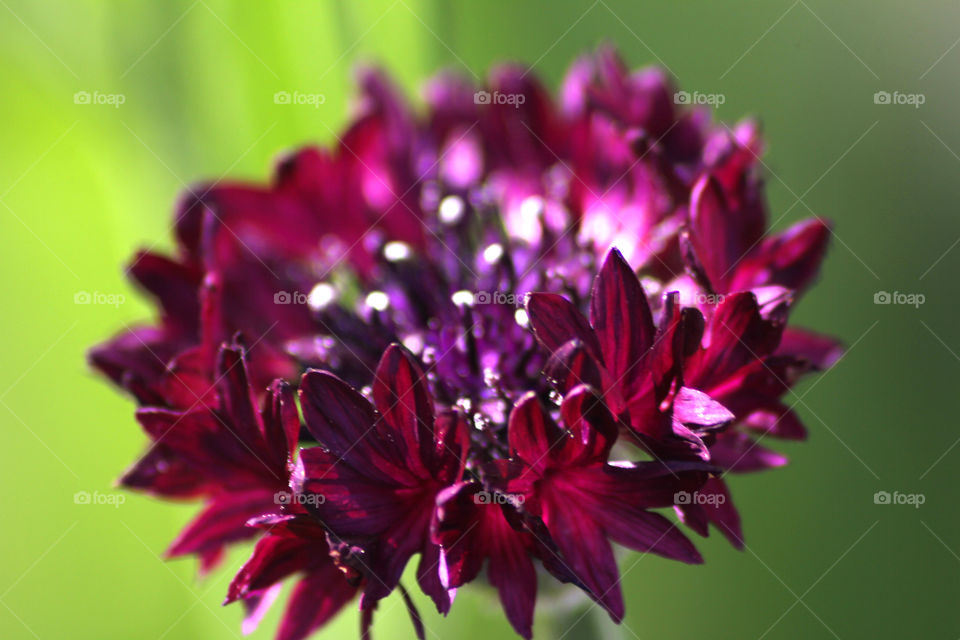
[451,290,474,307]
[365,291,390,311]
[482,243,504,264]
[439,195,465,224]
[307,283,337,311]
[383,241,411,261]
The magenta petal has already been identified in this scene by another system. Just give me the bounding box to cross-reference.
[239,584,282,635]
[126,250,202,333]
[544,497,625,622]
[299,370,406,483]
[488,535,537,640]
[434,483,538,638]
[417,541,454,615]
[711,431,789,472]
[225,521,328,604]
[742,404,808,441]
[508,393,562,472]
[702,477,743,549]
[688,170,770,293]
[732,217,831,294]
[589,248,655,391]
[691,291,783,385]
[524,292,601,358]
[558,385,618,465]
[676,502,710,538]
[88,326,177,404]
[602,509,703,564]
[777,326,844,369]
[215,345,263,448]
[261,380,300,471]
[166,488,276,558]
[673,386,735,428]
[276,562,357,640]
[543,339,603,394]
[434,483,486,588]
[118,445,208,498]
[372,345,435,478]
[689,174,741,290]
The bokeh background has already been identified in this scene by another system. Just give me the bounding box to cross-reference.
[2,1,958,638]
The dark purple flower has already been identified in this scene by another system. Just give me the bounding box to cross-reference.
[90,46,842,639]
[126,341,298,569]
[502,387,708,622]
[685,173,831,297]
[226,516,358,640]
[432,481,543,639]
[296,344,468,614]
[526,248,733,459]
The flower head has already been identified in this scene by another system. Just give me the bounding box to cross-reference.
[90,47,840,639]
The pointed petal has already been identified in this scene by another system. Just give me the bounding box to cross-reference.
[508,393,562,473]
[417,542,453,615]
[590,248,655,392]
[689,292,784,388]
[673,386,735,428]
[372,345,434,478]
[543,339,603,394]
[711,431,789,472]
[777,327,844,370]
[732,218,831,294]
[216,344,265,448]
[543,496,624,622]
[166,489,276,558]
[276,561,357,640]
[524,293,601,358]
[488,533,537,640]
[118,445,208,498]
[688,174,759,291]
[226,524,317,603]
[742,404,807,440]
[261,380,300,471]
[239,583,282,635]
[299,370,406,483]
[603,509,703,564]
[558,385,618,465]
[701,477,743,549]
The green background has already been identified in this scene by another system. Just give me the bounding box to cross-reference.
[1,1,957,638]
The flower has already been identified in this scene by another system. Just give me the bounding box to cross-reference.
[126,341,299,571]
[501,387,708,625]
[296,344,467,614]
[526,248,735,459]
[225,516,358,640]
[90,46,841,639]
